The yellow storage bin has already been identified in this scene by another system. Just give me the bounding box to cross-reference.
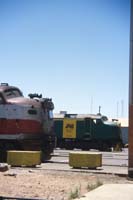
[7,151,41,167]
[69,151,102,169]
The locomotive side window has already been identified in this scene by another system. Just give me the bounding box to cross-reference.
[93,119,96,124]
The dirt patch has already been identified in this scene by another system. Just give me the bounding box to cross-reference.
[0,169,132,200]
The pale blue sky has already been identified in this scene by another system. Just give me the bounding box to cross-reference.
[0,0,130,118]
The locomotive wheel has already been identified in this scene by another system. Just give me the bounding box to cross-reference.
[113,143,122,152]
[41,150,52,162]
[65,146,74,150]
[0,142,10,162]
[100,142,111,152]
[0,141,21,163]
[0,149,7,163]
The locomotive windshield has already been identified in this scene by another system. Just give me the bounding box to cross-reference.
[4,88,23,99]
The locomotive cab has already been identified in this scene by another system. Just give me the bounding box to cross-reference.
[0,83,55,162]
[0,83,23,103]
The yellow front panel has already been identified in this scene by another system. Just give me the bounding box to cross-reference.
[7,151,41,166]
[63,119,76,138]
[69,152,102,168]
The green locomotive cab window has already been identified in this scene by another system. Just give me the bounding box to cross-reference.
[96,119,103,125]
[93,119,96,124]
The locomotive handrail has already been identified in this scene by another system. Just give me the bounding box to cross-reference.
[0,196,46,200]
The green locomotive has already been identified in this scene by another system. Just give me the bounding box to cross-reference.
[54,114,123,151]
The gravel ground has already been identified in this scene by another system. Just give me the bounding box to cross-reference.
[0,168,132,200]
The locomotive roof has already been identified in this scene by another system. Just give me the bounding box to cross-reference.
[54,113,106,120]
[0,84,20,92]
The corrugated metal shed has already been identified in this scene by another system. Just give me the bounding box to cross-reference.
[118,118,128,145]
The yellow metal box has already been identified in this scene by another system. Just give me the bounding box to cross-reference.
[7,151,41,167]
[69,151,102,168]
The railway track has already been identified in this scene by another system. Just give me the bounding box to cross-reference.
[52,149,128,166]
[0,197,45,200]
[6,148,128,178]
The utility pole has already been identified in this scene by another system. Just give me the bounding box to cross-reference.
[98,106,101,115]
[128,0,133,178]
[117,101,119,118]
[121,100,124,117]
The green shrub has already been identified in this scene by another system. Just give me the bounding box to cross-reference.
[87,179,103,191]
[68,185,81,199]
